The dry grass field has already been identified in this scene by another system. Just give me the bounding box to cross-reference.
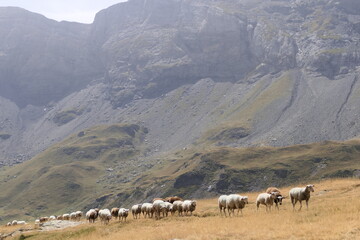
[1,178,359,240]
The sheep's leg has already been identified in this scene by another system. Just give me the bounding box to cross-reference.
[306,200,309,210]
[299,200,302,211]
[256,202,260,211]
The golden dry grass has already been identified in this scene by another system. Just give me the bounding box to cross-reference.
[2,178,360,240]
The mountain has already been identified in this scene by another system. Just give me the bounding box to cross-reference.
[0,0,359,222]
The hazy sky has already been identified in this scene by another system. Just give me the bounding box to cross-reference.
[0,0,127,23]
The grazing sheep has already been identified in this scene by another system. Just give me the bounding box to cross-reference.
[141,203,154,218]
[153,200,167,219]
[218,195,228,217]
[98,209,112,224]
[182,200,197,216]
[266,187,285,210]
[256,192,278,212]
[164,196,183,203]
[289,184,315,211]
[70,212,77,221]
[119,208,129,222]
[62,214,70,221]
[11,220,18,226]
[86,209,99,223]
[226,194,248,216]
[6,222,11,226]
[75,211,83,221]
[34,219,41,228]
[131,204,142,219]
[172,200,184,216]
[49,216,56,221]
[17,221,26,225]
[111,208,120,220]
[57,215,63,220]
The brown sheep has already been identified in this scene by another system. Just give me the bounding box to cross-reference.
[111,208,120,220]
[164,196,183,203]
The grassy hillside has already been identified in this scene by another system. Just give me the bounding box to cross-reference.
[0,124,148,222]
[0,123,359,224]
[1,178,359,240]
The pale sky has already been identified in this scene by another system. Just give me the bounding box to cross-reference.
[0,0,127,23]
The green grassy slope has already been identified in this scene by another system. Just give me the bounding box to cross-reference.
[0,124,148,222]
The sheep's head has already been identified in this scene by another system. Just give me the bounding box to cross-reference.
[241,196,249,204]
[306,185,315,192]
[276,195,284,205]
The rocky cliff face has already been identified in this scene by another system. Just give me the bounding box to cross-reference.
[0,0,360,165]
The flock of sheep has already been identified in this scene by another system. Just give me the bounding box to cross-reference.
[5,184,314,227]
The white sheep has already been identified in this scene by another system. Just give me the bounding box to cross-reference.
[62,214,70,220]
[49,215,57,221]
[182,200,197,216]
[98,209,112,224]
[163,202,173,217]
[225,194,248,216]
[131,204,142,219]
[75,211,83,221]
[153,200,167,219]
[119,208,129,222]
[141,203,154,218]
[256,192,278,212]
[17,221,26,225]
[266,187,285,210]
[289,184,315,211]
[218,195,228,216]
[6,222,11,226]
[11,220,18,225]
[70,212,77,221]
[86,209,99,223]
[172,200,184,216]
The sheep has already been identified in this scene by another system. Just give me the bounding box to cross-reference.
[172,200,184,216]
[119,208,129,222]
[86,209,99,223]
[49,215,56,221]
[256,192,278,212]
[75,211,83,221]
[98,209,112,224]
[152,198,165,203]
[34,219,40,228]
[17,221,26,225]
[182,200,197,216]
[266,187,285,210]
[6,222,11,227]
[153,200,167,219]
[111,208,120,220]
[226,194,248,216]
[70,212,77,221]
[141,203,154,218]
[163,202,173,217]
[39,217,49,223]
[218,195,228,217]
[289,184,315,211]
[11,220,18,225]
[131,204,142,219]
[62,214,70,220]
[57,215,63,220]
[164,196,183,203]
